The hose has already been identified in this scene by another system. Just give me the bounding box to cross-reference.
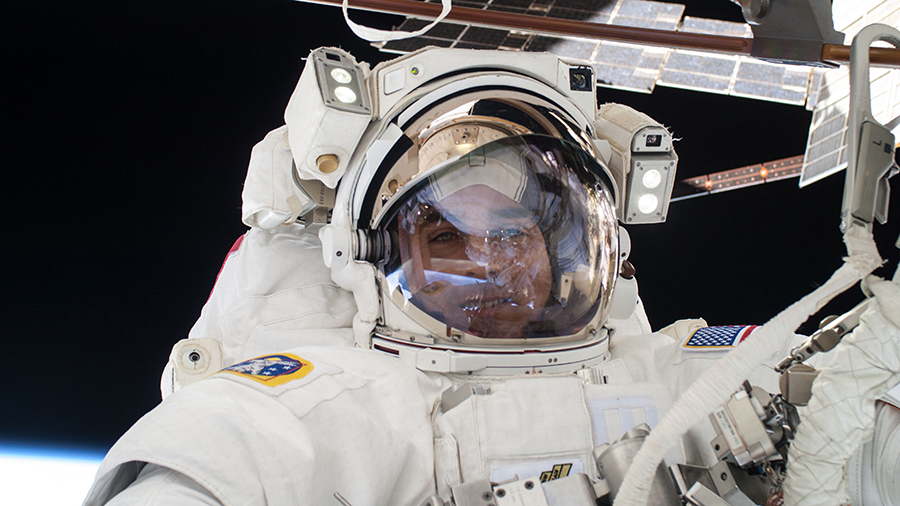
[613,225,881,506]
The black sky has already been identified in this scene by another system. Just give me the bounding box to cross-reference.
[3,0,899,454]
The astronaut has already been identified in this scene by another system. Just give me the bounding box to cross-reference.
[83,46,900,506]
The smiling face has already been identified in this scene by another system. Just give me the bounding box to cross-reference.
[398,184,553,339]
[378,134,621,344]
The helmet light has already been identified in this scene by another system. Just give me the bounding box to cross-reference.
[642,169,662,189]
[334,86,357,104]
[330,68,353,84]
[638,194,659,214]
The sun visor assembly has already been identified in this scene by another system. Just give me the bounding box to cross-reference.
[285,48,373,190]
[370,47,597,123]
[593,103,678,224]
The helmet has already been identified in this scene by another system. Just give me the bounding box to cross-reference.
[376,132,618,344]
[275,47,675,374]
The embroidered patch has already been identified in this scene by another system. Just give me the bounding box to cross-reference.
[539,463,572,482]
[683,325,758,349]
[219,353,313,387]
[490,459,584,484]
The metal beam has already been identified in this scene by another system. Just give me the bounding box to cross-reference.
[671,155,805,201]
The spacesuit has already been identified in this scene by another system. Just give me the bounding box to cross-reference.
[83,46,900,506]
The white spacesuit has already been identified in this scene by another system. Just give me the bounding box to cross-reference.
[83,46,900,506]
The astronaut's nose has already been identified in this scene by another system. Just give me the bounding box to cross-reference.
[464,267,486,279]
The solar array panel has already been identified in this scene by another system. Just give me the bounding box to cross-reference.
[591,42,667,92]
[378,0,899,191]
[657,51,738,94]
[800,0,900,186]
[379,0,819,103]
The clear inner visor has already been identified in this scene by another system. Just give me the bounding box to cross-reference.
[379,135,618,340]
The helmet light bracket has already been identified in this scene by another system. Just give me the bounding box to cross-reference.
[593,105,679,224]
[285,47,373,190]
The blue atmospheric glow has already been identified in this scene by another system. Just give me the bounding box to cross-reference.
[0,445,104,505]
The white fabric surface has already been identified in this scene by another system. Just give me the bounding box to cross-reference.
[614,224,883,506]
[88,323,803,506]
[87,346,454,506]
[240,125,306,229]
[848,402,900,506]
[109,185,897,506]
[783,276,900,506]
[185,224,357,368]
[871,402,900,504]
[105,464,220,506]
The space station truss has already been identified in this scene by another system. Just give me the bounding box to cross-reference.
[378,0,821,106]
[373,0,900,190]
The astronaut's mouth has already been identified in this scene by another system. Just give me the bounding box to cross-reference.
[462,297,513,312]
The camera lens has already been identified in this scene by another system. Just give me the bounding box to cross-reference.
[645,134,662,147]
[569,68,592,91]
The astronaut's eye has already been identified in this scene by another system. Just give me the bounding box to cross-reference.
[430,231,458,243]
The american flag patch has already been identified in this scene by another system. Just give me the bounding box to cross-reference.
[683,325,758,348]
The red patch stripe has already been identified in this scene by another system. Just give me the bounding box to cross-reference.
[738,325,759,343]
[208,234,246,301]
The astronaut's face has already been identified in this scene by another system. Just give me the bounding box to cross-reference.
[400,184,553,338]
[379,134,620,343]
